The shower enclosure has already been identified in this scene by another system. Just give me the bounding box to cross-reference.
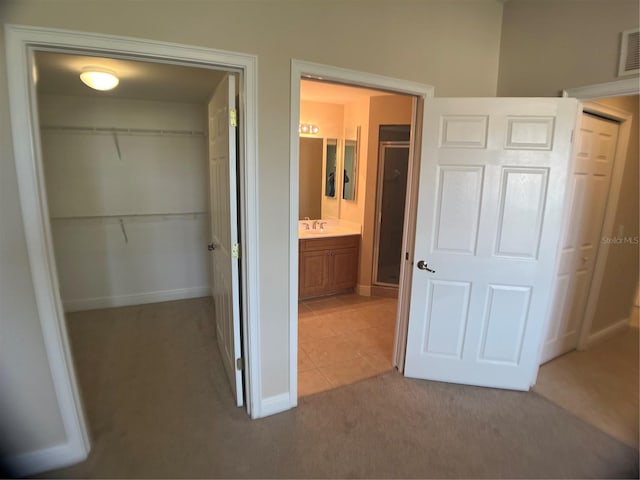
[373,138,410,286]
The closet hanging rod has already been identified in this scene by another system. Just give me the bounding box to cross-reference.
[40,125,206,137]
[50,211,208,221]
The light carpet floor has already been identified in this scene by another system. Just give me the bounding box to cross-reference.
[535,320,639,448]
[37,297,638,478]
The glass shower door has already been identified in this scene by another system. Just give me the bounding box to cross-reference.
[373,141,410,286]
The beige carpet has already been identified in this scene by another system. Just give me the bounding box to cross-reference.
[36,298,638,478]
[535,319,639,448]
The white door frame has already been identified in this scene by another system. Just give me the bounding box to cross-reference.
[289,59,434,401]
[561,78,637,351]
[5,24,261,474]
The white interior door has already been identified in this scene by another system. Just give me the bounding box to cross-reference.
[541,113,620,363]
[208,74,243,406]
[404,98,578,390]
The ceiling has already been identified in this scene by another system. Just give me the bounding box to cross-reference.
[300,79,397,104]
[35,52,405,105]
[35,51,226,103]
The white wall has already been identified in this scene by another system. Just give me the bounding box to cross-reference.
[38,95,210,311]
[0,0,504,466]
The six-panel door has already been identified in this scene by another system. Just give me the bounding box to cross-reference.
[404,98,579,391]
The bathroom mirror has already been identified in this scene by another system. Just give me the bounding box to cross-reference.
[325,138,338,198]
[342,126,360,201]
[299,137,323,220]
[342,140,356,200]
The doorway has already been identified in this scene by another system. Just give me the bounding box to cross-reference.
[5,25,261,472]
[541,94,638,362]
[290,65,432,399]
[34,48,247,425]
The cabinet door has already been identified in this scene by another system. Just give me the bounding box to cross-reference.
[299,249,331,298]
[332,247,359,291]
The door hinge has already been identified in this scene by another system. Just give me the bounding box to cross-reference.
[236,357,244,370]
[232,243,240,259]
[230,109,238,128]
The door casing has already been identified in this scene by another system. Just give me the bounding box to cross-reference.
[5,24,260,476]
[289,60,434,402]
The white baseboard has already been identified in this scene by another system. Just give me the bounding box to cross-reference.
[2,441,87,477]
[586,317,629,347]
[258,392,293,418]
[63,286,211,312]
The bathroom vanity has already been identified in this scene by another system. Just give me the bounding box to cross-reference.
[298,233,359,300]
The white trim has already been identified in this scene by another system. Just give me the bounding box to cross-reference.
[1,441,88,477]
[63,287,211,313]
[289,59,434,404]
[576,100,633,350]
[5,24,262,474]
[586,317,630,347]
[563,77,639,100]
[394,96,424,372]
[259,392,292,417]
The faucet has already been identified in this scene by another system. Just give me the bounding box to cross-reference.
[318,221,327,230]
[312,219,319,229]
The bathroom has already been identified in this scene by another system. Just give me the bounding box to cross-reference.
[297,79,416,396]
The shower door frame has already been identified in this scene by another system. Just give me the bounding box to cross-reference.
[372,140,412,288]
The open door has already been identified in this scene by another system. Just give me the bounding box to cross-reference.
[208,74,243,406]
[404,98,578,390]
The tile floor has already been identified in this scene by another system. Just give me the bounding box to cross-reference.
[298,293,398,397]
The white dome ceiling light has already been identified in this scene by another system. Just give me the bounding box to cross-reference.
[79,67,119,91]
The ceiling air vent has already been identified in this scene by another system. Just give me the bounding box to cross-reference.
[618,28,640,77]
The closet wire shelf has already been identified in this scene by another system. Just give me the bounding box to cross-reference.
[40,125,207,137]
[50,212,208,222]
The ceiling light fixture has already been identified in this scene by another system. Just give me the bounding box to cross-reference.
[80,67,119,91]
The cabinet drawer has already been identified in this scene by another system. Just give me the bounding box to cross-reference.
[299,234,360,252]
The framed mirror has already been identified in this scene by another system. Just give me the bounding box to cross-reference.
[342,126,359,201]
[325,138,338,198]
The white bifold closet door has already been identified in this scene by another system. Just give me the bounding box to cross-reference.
[540,113,620,363]
[404,98,578,391]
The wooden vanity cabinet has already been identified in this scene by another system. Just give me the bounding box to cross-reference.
[299,235,359,299]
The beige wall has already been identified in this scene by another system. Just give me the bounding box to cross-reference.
[360,95,414,292]
[589,95,639,333]
[498,0,640,97]
[0,0,504,460]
